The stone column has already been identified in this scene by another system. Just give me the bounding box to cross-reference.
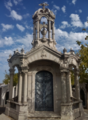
[60,70,74,120]
[66,72,70,102]
[33,24,36,40]
[27,73,32,99]
[18,72,22,103]
[60,70,67,103]
[37,21,39,40]
[9,68,14,100]
[69,72,72,97]
[52,22,55,40]
[48,20,51,39]
[16,84,18,96]
[27,72,32,112]
[23,71,28,103]
[12,86,14,98]
[75,70,80,100]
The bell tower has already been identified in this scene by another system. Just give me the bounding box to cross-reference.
[32,3,56,50]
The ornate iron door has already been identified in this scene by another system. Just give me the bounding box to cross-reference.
[35,71,53,111]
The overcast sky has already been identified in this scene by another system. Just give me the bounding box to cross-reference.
[0,0,88,83]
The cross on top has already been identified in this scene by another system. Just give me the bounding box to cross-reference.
[39,3,49,9]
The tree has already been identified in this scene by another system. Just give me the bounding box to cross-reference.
[71,70,75,85]
[76,23,88,83]
[3,70,18,86]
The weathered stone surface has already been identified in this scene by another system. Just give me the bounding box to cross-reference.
[5,2,83,120]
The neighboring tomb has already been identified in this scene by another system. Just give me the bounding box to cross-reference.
[5,3,84,120]
[0,83,18,107]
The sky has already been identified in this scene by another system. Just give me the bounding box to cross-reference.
[0,0,88,83]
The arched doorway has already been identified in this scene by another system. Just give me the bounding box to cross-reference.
[80,89,85,107]
[35,71,53,111]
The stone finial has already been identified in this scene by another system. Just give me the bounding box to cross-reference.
[14,49,19,54]
[14,51,16,54]
[70,48,74,54]
[21,48,25,54]
[9,54,12,59]
[16,49,19,52]
[63,48,67,53]
[39,3,49,9]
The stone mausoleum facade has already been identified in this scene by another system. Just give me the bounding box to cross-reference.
[5,3,84,120]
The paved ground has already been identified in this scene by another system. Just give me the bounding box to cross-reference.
[83,109,88,120]
[0,107,14,120]
[0,107,88,120]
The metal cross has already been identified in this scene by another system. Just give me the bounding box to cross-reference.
[39,3,49,9]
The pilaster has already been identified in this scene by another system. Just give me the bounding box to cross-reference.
[69,72,72,97]
[60,69,67,103]
[21,67,28,103]
[27,72,32,112]
[9,68,15,100]
[48,20,51,40]
[18,71,22,103]
[37,21,39,40]
[52,21,55,40]
[66,72,70,102]
[75,70,80,100]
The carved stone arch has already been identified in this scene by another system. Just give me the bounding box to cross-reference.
[35,66,55,75]
[69,64,76,70]
[13,64,21,72]
[67,57,78,70]
[28,58,61,67]
[39,15,49,21]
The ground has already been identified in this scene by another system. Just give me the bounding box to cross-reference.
[0,107,88,120]
[83,109,88,120]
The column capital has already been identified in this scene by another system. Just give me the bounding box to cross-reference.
[19,66,29,74]
[9,68,15,75]
[51,21,55,24]
[21,66,29,73]
[28,72,32,76]
[60,69,69,73]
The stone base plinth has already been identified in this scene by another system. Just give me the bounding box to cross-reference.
[61,101,84,120]
[5,100,28,120]
[5,100,84,120]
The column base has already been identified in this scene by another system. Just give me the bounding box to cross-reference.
[5,100,28,120]
[61,101,84,120]
[61,104,74,120]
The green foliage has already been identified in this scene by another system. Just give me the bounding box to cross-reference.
[76,23,88,83]
[76,41,81,46]
[76,30,88,83]
[3,70,10,84]
[3,70,18,86]
[13,73,18,86]
[71,70,75,85]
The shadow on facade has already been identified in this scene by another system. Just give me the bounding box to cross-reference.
[0,107,5,114]
[80,89,85,108]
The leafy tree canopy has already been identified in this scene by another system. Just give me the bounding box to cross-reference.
[3,70,18,86]
[76,27,88,83]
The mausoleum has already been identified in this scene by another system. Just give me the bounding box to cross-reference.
[5,3,84,120]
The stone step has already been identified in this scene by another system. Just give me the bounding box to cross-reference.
[27,118,61,120]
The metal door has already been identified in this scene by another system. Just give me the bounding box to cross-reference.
[35,71,53,111]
